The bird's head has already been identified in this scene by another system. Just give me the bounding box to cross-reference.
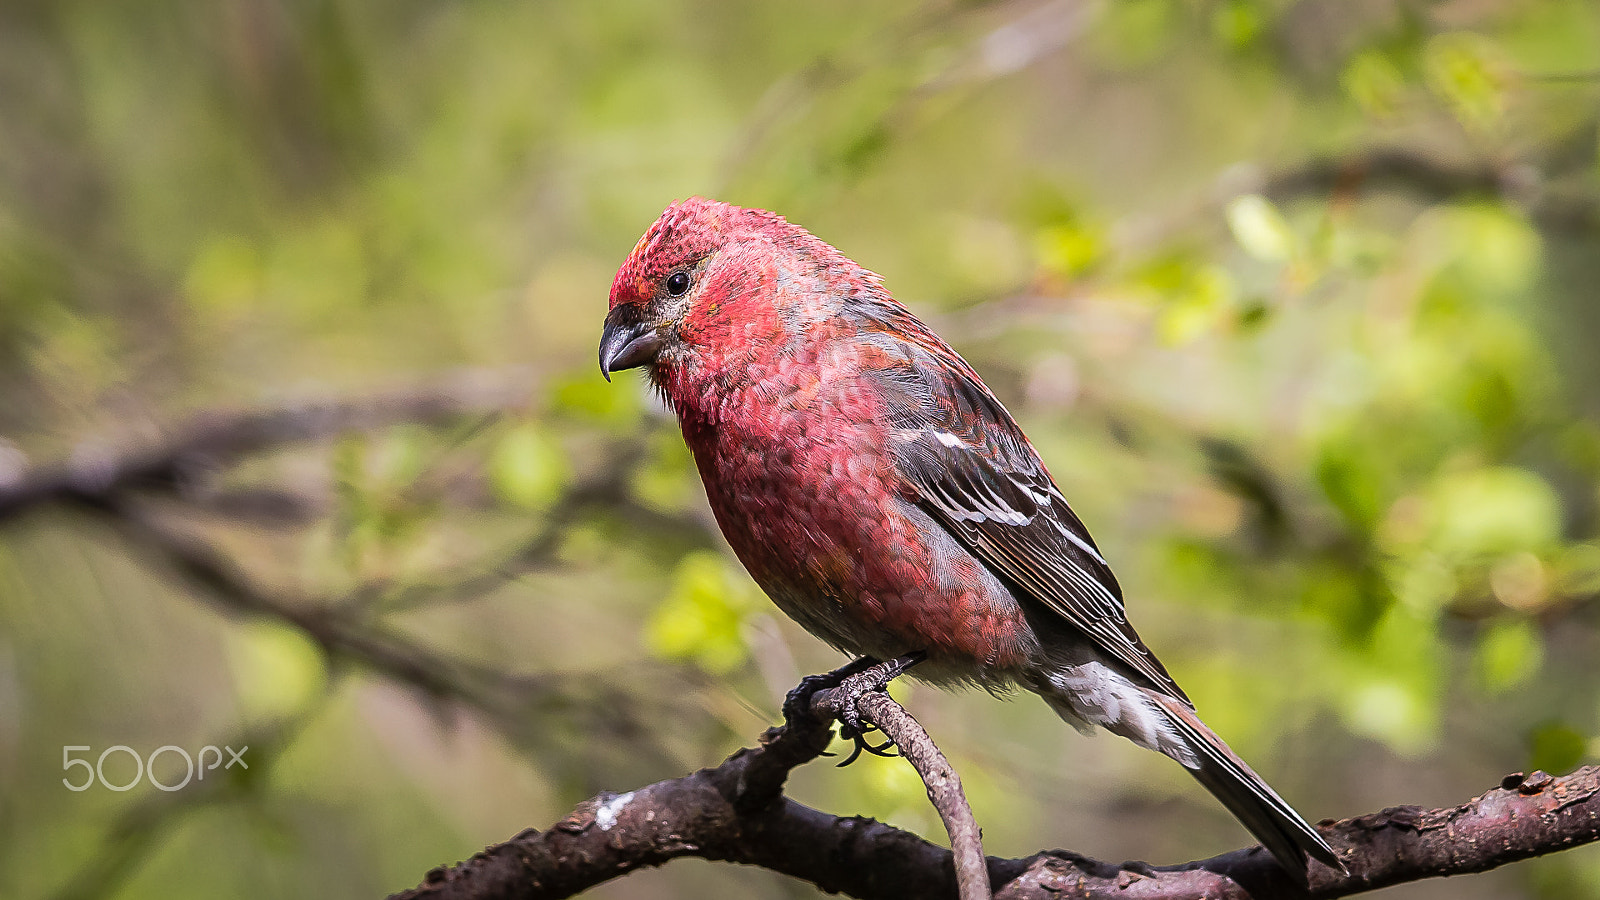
[599,197,860,383]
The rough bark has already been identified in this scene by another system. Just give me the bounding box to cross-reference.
[394,706,1600,900]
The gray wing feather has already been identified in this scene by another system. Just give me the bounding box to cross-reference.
[852,308,1186,701]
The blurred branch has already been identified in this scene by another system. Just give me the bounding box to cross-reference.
[0,367,536,523]
[720,0,1098,196]
[395,706,1600,900]
[353,441,717,614]
[74,492,673,762]
[0,369,727,781]
[1112,146,1600,258]
[1256,148,1599,234]
[1259,148,1513,203]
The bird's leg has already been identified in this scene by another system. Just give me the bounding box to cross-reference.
[782,653,928,765]
[830,651,927,767]
[783,655,881,728]
[832,652,926,733]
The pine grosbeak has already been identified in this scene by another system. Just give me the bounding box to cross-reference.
[599,197,1341,879]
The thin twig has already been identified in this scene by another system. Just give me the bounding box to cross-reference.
[834,688,992,900]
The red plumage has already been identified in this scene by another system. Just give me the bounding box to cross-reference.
[600,197,1342,879]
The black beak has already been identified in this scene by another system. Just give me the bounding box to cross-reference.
[598,307,664,382]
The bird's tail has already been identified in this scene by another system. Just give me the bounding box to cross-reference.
[1143,691,1345,881]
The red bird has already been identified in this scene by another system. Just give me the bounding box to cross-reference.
[599,197,1342,879]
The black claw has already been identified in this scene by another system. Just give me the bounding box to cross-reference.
[832,720,883,762]
[862,737,898,757]
[835,723,895,767]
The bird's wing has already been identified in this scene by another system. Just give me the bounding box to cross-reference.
[849,302,1186,702]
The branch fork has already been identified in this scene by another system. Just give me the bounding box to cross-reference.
[795,655,992,900]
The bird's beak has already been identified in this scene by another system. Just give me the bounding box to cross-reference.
[598,307,664,382]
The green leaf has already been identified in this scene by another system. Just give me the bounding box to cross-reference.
[1225,194,1294,262]
[645,551,756,674]
[1315,443,1386,531]
[1342,49,1407,118]
[1424,32,1508,130]
[489,421,570,509]
[1434,204,1541,294]
[1474,618,1543,693]
[1526,720,1587,775]
[1345,678,1433,755]
[228,621,327,722]
[1157,263,1237,344]
[1211,0,1265,49]
[1388,553,1457,615]
[1420,467,1562,560]
[1035,222,1104,278]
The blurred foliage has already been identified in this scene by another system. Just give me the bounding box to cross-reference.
[489,421,570,511]
[646,550,762,674]
[1,0,1599,898]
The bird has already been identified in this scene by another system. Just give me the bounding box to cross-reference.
[598,197,1342,880]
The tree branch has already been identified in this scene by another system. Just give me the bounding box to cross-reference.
[805,663,991,900]
[0,375,721,769]
[0,368,536,523]
[393,708,1600,900]
[1250,147,1597,235]
[389,685,1010,900]
[1107,146,1600,261]
[849,691,989,900]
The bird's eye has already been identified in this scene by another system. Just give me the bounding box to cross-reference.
[665,271,691,297]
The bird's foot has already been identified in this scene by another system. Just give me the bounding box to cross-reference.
[835,723,898,767]
[829,652,927,767]
[782,652,927,765]
[783,655,881,729]
[830,653,926,733]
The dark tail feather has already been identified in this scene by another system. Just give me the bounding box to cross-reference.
[1148,692,1346,881]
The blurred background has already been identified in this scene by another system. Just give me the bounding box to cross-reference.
[2,0,1599,897]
